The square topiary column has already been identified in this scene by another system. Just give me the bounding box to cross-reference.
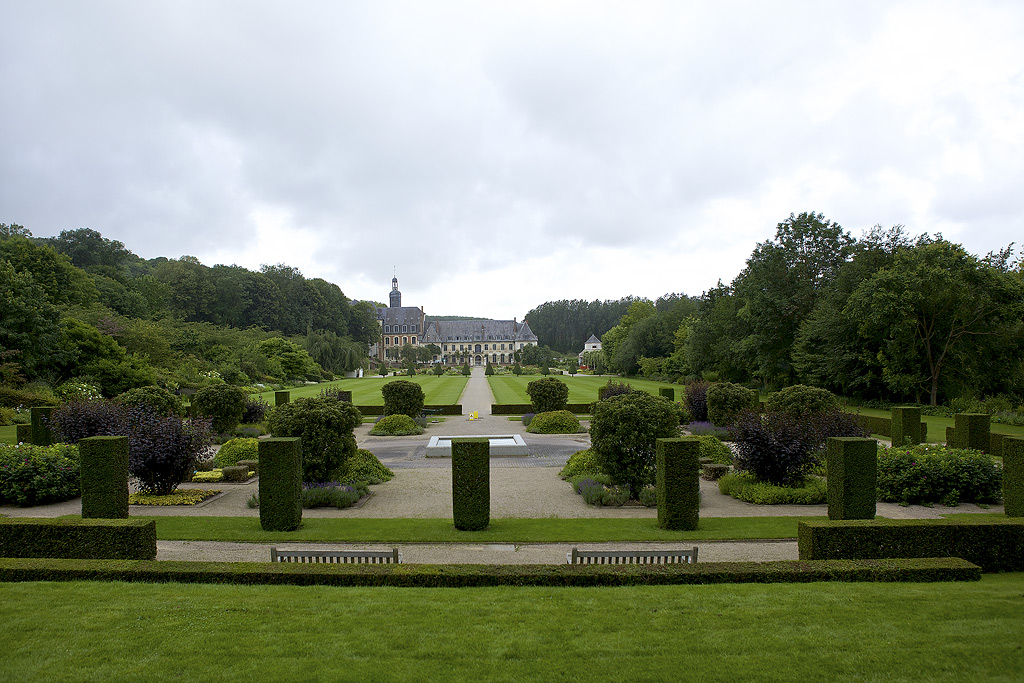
[452,438,490,531]
[16,423,31,444]
[659,387,675,401]
[258,437,302,531]
[1004,437,1024,518]
[826,437,877,520]
[275,391,291,406]
[30,406,55,446]
[656,437,700,530]
[79,435,130,519]
[891,406,922,446]
[953,413,990,452]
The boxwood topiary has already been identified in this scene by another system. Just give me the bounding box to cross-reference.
[590,392,680,496]
[215,437,260,468]
[559,448,601,479]
[114,385,184,417]
[527,410,580,434]
[266,396,362,483]
[526,377,569,413]
[381,380,425,419]
[339,448,394,484]
[697,434,734,465]
[707,382,758,427]
[368,414,424,436]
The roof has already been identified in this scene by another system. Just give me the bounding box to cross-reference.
[380,306,424,327]
[585,334,601,344]
[422,320,538,344]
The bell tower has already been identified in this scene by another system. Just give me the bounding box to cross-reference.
[389,276,402,308]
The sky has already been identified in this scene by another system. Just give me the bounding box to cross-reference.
[2,1,1022,320]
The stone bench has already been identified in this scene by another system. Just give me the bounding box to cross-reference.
[270,548,402,564]
[566,547,698,565]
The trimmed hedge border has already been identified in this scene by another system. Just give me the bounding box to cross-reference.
[79,435,129,519]
[452,438,490,531]
[0,557,980,587]
[0,518,156,560]
[357,404,462,416]
[797,519,1024,572]
[491,403,592,416]
[1005,436,1023,517]
[826,437,876,520]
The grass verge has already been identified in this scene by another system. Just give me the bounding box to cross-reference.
[128,515,818,542]
[1,575,1021,680]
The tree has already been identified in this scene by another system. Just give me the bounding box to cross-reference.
[0,261,62,379]
[267,396,362,483]
[382,379,425,418]
[848,238,1024,404]
[526,377,569,413]
[590,392,679,496]
[50,228,134,271]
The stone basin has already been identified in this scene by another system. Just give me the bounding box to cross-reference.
[425,434,529,458]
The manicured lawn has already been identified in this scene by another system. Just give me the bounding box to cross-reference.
[845,405,1024,443]
[0,425,16,445]
[256,375,468,406]
[488,375,681,405]
[2,575,1021,680]
[136,515,817,542]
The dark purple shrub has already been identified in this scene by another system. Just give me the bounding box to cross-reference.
[241,395,270,423]
[685,381,710,422]
[49,400,128,444]
[124,405,213,495]
[732,409,868,486]
[598,380,635,401]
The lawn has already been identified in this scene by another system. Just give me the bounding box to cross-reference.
[2,575,1021,681]
[0,425,16,445]
[844,405,1024,443]
[255,375,468,406]
[488,375,681,406]
[137,515,819,543]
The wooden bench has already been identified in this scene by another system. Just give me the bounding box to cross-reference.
[566,547,698,565]
[270,548,402,564]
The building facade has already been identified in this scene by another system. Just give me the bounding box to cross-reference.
[374,277,426,362]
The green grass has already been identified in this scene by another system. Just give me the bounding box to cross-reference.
[2,575,1022,680]
[844,405,1024,443]
[488,375,681,405]
[0,425,16,445]
[256,375,468,406]
[130,515,816,542]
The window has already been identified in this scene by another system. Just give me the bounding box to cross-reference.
[393,337,399,345]
[402,325,407,333]
[403,337,408,345]
[412,337,416,345]
[384,325,390,333]
[443,345,448,352]
[385,337,390,346]
[411,324,417,333]
[484,344,488,350]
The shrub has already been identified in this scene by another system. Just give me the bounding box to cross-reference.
[113,385,183,416]
[79,436,129,519]
[521,412,535,427]
[527,410,580,434]
[0,383,58,408]
[266,396,362,483]
[684,381,710,422]
[257,437,302,531]
[696,434,733,465]
[686,421,733,440]
[766,384,839,414]
[526,377,569,414]
[484,362,494,376]
[876,444,1003,506]
[339,449,394,485]
[461,363,471,376]
[48,399,127,445]
[559,448,601,479]
[0,518,156,560]
[381,380,425,419]
[732,409,867,487]
[0,443,80,506]
[215,437,260,468]
[432,364,445,376]
[719,471,828,504]
[639,486,658,507]
[707,382,758,427]
[452,438,490,531]
[55,380,103,402]
[300,481,367,508]
[191,384,248,433]
[369,414,424,436]
[657,438,700,530]
[512,362,522,376]
[241,395,271,423]
[598,380,635,401]
[590,391,680,496]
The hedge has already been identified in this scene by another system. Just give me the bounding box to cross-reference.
[357,404,463,416]
[951,413,990,453]
[258,437,302,532]
[0,518,156,560]
[16,423,31,443]
[890,406,923,446]
[491,403,592,416]
[79,435,129,519]
[1004,436,1023,517]
[30,406,54,446]
[0,557,979,587]
[656,438,700,530]
[797,518,1024,572]
[452,438,490,531]
[825,437,876,520]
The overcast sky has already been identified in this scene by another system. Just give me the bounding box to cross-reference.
[2,1,1022,320]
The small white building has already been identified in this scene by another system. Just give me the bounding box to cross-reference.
[578,334,602,365]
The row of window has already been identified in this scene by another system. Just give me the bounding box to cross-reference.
[441,335,514,341]
[442,343,517,352]
[443,354,508,364]
[383,324,417,334]
[383,336,416,346]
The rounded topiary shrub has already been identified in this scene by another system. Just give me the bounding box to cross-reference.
[559,448,601,479]
[590,392,680,496]
[339,448,395,484]
[215,437,260,468]
[191,384,248,433]
[369,413,425,436]
[526,376,569,414]
[114,386,184,417]
[381,380,425,419]
[266,396,362,483]
[527,410,580,434]
[707,382,758,426]
[697,434,734,465]
[766,384,839,415]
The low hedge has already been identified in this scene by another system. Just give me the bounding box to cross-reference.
[356,405,462,416]
[0,557,979,587]
[0,518,157,560]
[797,518,1024,572]
[491,403,593,416]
